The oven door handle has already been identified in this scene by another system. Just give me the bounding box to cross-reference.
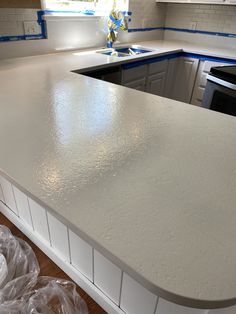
[207,74,236,91]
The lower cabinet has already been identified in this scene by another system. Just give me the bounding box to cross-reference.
[121,57,199,104]
[171,57,199,103]
[191,60,232,106]
[146,60,169,97]
[123,77,147,91]
[121,64,148,92]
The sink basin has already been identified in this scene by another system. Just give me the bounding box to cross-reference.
[96,46,153,57]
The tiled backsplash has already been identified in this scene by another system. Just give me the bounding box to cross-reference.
[128,0,166,29]
[165,4,236,34]
[0,8,41,37]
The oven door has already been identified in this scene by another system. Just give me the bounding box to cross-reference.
[202,75,236,116]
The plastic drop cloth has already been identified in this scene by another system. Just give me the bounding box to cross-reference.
[0,225,88,313]
[0,277,88,313]
[0,225,39,303]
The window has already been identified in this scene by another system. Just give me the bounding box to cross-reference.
[41,0,129,16]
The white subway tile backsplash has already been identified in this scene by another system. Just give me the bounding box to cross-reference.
[13,186,33,228]
[47,212,70,261]
[0,8,39,37]
[0,176,18,214]
[28,198,50,243]
[165,4,236,34]
[120,273,158,314]
[155,298,207,314]
[94,250,122,305]
[69,229,93,281]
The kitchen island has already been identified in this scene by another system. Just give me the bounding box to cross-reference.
[1,41,236,314]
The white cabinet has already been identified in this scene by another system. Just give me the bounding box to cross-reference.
[121,64,147,92]
[122,60,169,95]
[146,60,169,97]
[124,77,147,91]
[171,57,199,103]
[191,60,232,106]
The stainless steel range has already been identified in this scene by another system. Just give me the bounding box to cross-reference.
[202,65,236,116]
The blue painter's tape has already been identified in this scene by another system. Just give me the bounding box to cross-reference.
[42,9,95,15]
[165,27,236,38]
[121,52,236,70]
[37,10,47,39]
[128,27,164,32]
[121,52,181,69]
[128,26,236,38]
[0,34,44,42]
[182,52,236,64]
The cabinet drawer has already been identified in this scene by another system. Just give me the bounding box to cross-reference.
[122,65,147,83]
[148,60,168,76]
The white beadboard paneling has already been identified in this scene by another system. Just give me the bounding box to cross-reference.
[0,178,4,202]
[13,186,33,228]
[120,273,158,314]
[47,212,70,261]
[156,298,208,314]
[94,250,122,305]
[28,198,50,243]
[0,176,18,214]
[69,229,93,281]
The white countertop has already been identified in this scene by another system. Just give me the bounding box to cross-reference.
[1,40,236,309]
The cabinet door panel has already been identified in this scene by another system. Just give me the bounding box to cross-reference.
[164,58,179,99]
[146,73,166,96]
[122,65,147,83]
[172,57,199,103]
[147,60,168,96]
[149,60,168,76]
[123,78,146,91]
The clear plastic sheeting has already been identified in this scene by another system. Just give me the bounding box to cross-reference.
[0,225,39,303]
[0,225,88,313]
[25,277,88,314]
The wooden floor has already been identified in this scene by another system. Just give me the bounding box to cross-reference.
[0,212,106,314]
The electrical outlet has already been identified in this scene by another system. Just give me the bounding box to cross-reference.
[190,21,197,30]
[24,21,40,35]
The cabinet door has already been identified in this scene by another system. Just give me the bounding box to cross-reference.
[146,73,166,96]
[121,65,147,83]
[146,60,168,97]
[191,60,232,106]
[123,77,146,92]
[172,57,199,104]
[164,58,179,99]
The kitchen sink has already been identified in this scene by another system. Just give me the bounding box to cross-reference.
[96,46,153,57]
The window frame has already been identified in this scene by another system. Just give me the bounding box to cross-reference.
[41,0,129,18]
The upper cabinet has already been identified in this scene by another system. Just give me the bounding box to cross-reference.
[156,0,235,4]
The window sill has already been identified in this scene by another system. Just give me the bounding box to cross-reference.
[43,13,104,21]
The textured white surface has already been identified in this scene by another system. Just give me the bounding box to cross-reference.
[0,41,236,308]
[156,298,208,314]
